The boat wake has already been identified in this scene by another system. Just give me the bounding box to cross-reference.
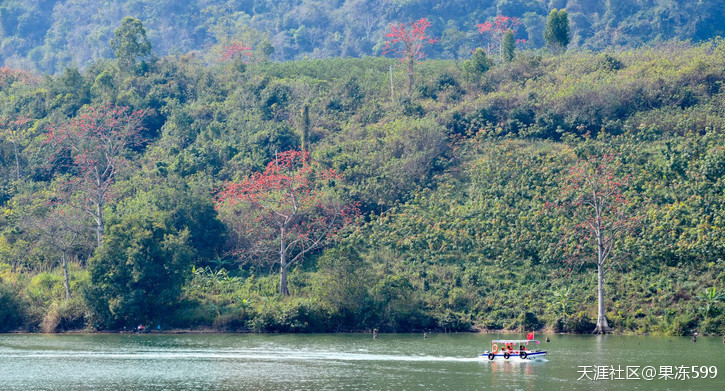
[2,349,484,363]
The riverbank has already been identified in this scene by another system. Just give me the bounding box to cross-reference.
[4,325,721,338]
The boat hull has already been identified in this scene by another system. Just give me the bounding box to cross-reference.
[478,351,547,361]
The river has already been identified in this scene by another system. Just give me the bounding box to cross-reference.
[1,333,723,390]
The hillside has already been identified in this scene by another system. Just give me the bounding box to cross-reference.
[2,0,725,73]
[1,38,724,334]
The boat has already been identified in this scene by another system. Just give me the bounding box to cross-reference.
[479,339,547,361]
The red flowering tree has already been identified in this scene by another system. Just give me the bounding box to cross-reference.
[45,104,150,247]
[220,42,253,62]
[216,150,357,296]
[476,15,522,56]
[383,18,438,95]
[555,154,640,334]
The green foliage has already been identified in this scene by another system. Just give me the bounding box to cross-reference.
[0,282,24,331]
[85,212,195,329]
[697,287,724,319]
[26,272,65,310]
[318,117,447,211]
[112,176,227,265]
[48,67,90,116]
[544,9,570,53]
[517,311,543,331]
[463,48,491,82]
[372,275,430,332]
[41,296,90,333]
[663,313,696,336]
[502,29,515,62]
[550,287,576,318]
[111,17,152,73]
[314,245,374,330]
[2,41,725,335]
[3,2,725,73]
[553,312,595,334]
[250,298,334,333]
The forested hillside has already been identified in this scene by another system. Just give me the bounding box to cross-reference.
[1,22,725,335]
[2,0,725,73]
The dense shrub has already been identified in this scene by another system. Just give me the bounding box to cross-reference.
[250,299,333,333]
[41,297,88,333]
[553,313,596,334]
[85,213,195,329]
[0,283,24,331]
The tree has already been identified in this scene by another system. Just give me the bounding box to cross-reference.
[556,153,639,334]
[383,18,438,95]
[341,0,381,43]
[219,41,254,73]
[299,104,310,151]
[501,29,515,62]
[544,9,570,53]
[111,17,152,72]
[0,115,30,182]
[113,175,227,266]
[85,174,224,329]
[476,15,522,57]
[216,150,357,296]
[462,48,491,82]
[315,244,372,329]
[0,284,23,332]
[440,25,470,60]
[24,199,87,300]
[256,39,275,61]
[45,104,150,247]
[85,212,194,329]
[220,42,252,62]
[51,67,90,116]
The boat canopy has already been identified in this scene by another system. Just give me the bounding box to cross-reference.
[492,339,540,344]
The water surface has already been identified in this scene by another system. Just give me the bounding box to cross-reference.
[1,333,723,390]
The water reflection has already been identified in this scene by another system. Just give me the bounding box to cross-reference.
[489,360,535,375]
[488,359,537,391]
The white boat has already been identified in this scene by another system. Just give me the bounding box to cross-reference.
[479,339,547,361]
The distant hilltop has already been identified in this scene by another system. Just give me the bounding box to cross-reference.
[1,0,724,73]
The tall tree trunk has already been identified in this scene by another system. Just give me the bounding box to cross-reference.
[280,264,289,296]
[592,209,611,334]
[95,201,103,247]
[594,247,611,334]
[280,228,290,296]
[62,250,71,300]
[407,56,414,95]
[12,141,20,181]
[389,64,394,102]
[300,105,310,151]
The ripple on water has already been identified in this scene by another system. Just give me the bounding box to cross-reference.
[1,334,724,391]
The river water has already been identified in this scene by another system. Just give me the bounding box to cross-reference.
[0,333,723,390]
